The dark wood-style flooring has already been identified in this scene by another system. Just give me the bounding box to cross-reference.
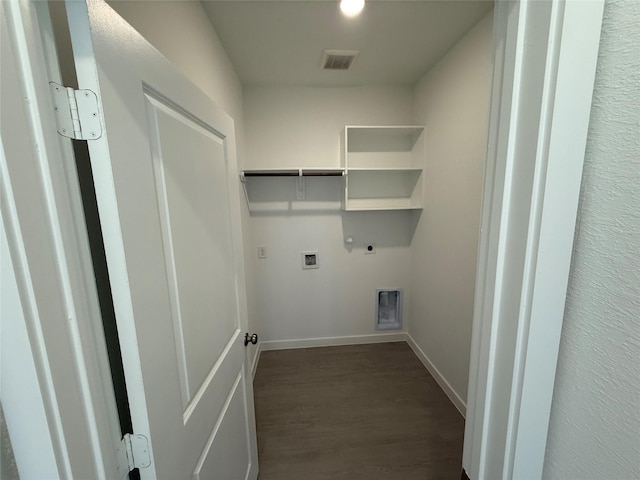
[253,342,465,480]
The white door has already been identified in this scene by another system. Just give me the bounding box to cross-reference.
[65,1,258,478]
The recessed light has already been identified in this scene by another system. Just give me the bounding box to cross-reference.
[340,0,365,18]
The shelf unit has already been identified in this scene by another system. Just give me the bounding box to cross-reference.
[342,126,425,211]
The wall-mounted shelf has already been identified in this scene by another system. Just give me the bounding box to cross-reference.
[342,126,425,211]
[240,125,426,212]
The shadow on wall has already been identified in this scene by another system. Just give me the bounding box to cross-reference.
[243,176,342,214]
[341,210,420,249]
[242,174,421,247]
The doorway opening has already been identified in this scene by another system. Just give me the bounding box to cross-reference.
[62,0,495,475]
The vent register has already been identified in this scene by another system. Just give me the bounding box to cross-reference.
[321,49,359,70]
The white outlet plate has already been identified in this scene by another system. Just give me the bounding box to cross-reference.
[302,251,319,269]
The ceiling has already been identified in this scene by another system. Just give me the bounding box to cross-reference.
[202,0,493,87]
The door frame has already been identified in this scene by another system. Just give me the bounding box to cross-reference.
[463,1,604,479]
[1,0,121,478]
[1,0,604,478]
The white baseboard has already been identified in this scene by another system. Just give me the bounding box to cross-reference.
[259,332,407,352]
[250,342,262,380]
[406,333,467,417]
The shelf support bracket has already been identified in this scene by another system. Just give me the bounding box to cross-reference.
[239,172,251,207]
[296,168,305,200]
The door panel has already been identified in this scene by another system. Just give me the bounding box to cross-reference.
[194,371,253,480]
[145,93,238,406]
[65,1,258,478]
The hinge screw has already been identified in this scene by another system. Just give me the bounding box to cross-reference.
[90,132,96,137]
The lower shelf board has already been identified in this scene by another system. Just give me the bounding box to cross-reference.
[344,197,423,211]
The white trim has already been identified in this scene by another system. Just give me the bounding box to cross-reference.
[510,2,605,477]
[405,334,466,417]
[462,1,605,479]
[2,1,120,478]
[1,164,63,480]
[2,0,121,477]
[250,343,262,380]
[259,333,407,352]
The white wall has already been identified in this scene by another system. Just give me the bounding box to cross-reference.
[244,86,414,169]
[107,1,244,128]
[543,0,640,477]
[244,86,416,345]
[408,12,494,407]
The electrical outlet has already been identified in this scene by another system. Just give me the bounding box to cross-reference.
[257,246,267,259]
[365,244,376,254]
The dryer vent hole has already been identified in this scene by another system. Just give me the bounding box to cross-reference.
[376,289,402,330]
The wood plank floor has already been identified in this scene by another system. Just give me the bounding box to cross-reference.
[253,342,465,480]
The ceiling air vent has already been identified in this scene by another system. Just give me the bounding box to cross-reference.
[321,49,359,70]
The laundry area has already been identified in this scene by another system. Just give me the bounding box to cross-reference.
[105,1,494,476]
[5,0,632,478]
[3,0,494,477]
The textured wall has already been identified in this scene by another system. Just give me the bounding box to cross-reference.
[1,405,20,480]
[409,12,494,406]
[543,0,640,478]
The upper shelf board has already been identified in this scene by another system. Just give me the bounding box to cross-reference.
[346,126,424,153]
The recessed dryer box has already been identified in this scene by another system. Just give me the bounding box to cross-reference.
[375,289,403,330]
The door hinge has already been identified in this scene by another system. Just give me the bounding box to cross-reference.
[116,433,151,479]
[49,81,102,140]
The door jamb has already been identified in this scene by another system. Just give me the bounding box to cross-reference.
[1,0,121,478]
[463,1,604,479]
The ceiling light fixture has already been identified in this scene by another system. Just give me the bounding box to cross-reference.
[340,0,365,18]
